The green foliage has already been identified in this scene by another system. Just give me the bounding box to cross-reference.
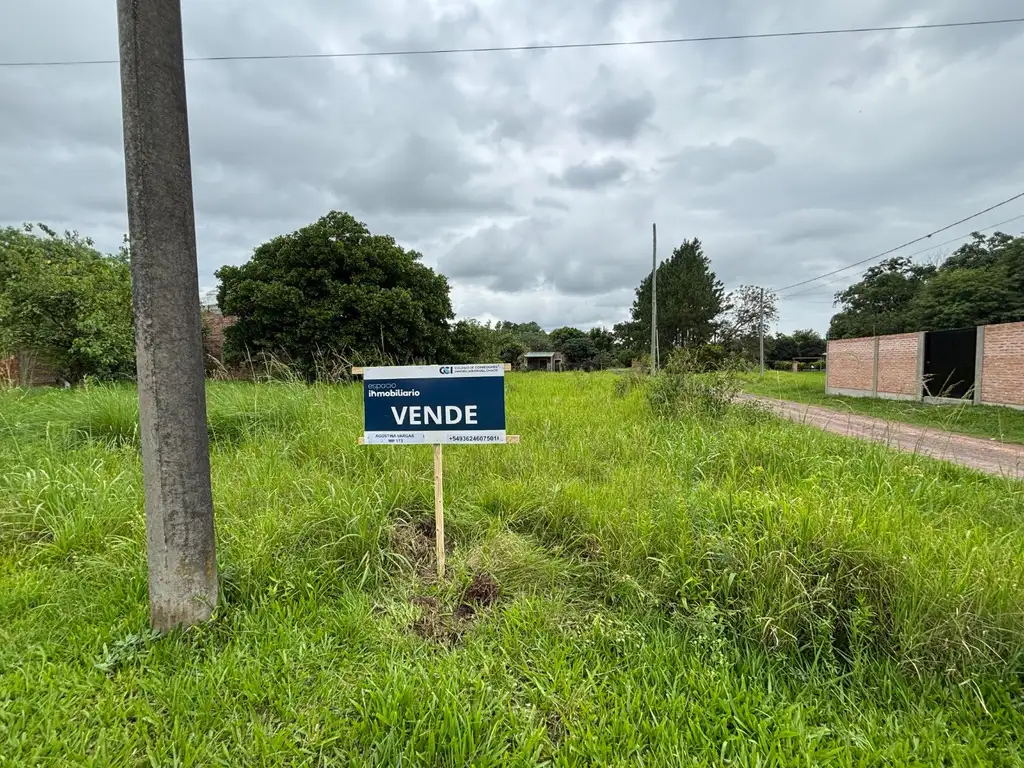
[497,339,526,366]
[216,211,453,378]
[910,233,1024,330]
[769,329,826,365]
[829,233,1024,338]
[828,257,935,339]
[721,285,778,363]
[494,321,551,354]
[559,335,599,370]
[619,239,725,354]
[645,347,741,418]
[549,326,586,350]
[448,319,501,365]
[0,225,134,383]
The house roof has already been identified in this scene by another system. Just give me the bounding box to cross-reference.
[524,351,558,358]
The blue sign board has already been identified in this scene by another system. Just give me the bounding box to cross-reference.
[363,364,506,445]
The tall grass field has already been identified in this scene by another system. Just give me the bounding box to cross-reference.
[2,373,1024,765]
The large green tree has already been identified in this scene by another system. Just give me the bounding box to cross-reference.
[549,326,586,350]
[0,225,134,383]
[769,329,826,364]
[827,233,1024,338]
[620,238,725,354]
[909,232,1024,330]
[828,257,935,339]
[217,212,453,377]
[494,321,551,353]
[448,319,502,364]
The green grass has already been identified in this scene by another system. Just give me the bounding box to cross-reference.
[743,371,1024,445]
[2,374,1024,765]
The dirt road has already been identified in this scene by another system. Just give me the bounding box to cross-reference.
[744,395,1024,480]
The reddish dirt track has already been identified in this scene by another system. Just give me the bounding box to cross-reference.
[744,395,1024,481]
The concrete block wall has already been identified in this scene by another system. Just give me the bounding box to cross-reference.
[980,321,1024,408]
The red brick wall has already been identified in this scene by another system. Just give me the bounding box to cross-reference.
[981,321,1024,407]
[876,333,920,396]
[1,356,16,385]
[827,337,875,392]
[201,312,236,363]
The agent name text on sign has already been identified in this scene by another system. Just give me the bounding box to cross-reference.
[362,364,506,445]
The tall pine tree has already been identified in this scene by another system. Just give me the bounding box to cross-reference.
[619,238,725,354]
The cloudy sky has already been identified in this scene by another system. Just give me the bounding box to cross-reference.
[2,1,1023,334]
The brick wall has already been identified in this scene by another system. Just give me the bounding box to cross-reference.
[826,337,875,392]
[876,332,920,397]
[1,350,60,387]
[201,312,236,364]
[1,356,16,385]
[981,321,1024,407]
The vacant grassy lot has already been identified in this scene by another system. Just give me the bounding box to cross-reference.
[744,371,1024,445]
[2,374,1024,765]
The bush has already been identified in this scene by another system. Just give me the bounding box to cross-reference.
[645,348,740,419]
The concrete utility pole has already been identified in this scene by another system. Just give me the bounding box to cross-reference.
[759,287,765,378]
[117,0,217,631]
[651,223,659,372]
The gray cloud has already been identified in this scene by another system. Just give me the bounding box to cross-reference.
[534,196,570,211]
[578,91,655,142]
[666,138,777,187]
[551,158,629,190]
[2,0,1023,335]
[339,133,516,215]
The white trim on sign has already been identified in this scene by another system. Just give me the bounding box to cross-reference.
[363,364,505,381]
[363,430,508,445]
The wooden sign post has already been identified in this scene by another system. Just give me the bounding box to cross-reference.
[355,363,517,579]
[433,444,444,577]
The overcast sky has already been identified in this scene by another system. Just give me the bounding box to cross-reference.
[2,1,1023,334]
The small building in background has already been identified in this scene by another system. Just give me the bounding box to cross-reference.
[522,351,565,372]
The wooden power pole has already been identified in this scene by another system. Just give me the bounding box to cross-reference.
[117,0,218,631]
[651,223,659,372]
[759,287,765,378]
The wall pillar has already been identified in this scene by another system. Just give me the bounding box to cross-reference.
[916,331,926,401]
[974,325,986,404]
[871,336,880,398]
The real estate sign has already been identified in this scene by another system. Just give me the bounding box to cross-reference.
[362,364,507,445]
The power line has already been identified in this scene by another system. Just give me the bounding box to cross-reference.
[3,17,1023,68]
[771,192,1024,294]
[777,211,1024,300]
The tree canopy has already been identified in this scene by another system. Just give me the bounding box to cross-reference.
[768,329,826,364]
[618,238,726,355]
[0,225,134,382]
[828,232,1024,338]
[216,211,454,377]
[828,257,935,339]
[721,285,778,363]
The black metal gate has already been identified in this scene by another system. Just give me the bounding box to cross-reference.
[922,328,976,399]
